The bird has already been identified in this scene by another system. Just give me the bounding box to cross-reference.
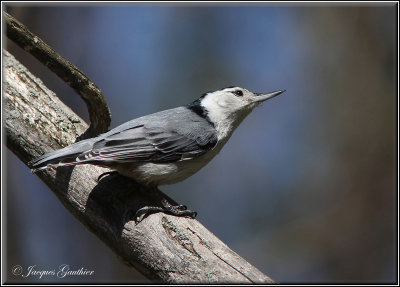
[28,86,285,222]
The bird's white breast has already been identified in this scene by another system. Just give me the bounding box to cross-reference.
[115,139,227,187]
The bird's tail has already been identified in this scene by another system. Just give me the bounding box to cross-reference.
[28,139,94,173]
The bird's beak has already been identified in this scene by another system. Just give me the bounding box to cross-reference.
[253,90,285,103]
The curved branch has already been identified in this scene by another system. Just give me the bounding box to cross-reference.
[5,12,111,137]
[4,50,274,283]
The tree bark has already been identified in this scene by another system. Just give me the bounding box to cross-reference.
[5,12,111,137]
[4,50,274,284]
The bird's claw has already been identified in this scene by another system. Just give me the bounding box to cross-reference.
[134,204,196,223]
[97,171,119,182]
[176,204,187,211]
[134,206,164,223]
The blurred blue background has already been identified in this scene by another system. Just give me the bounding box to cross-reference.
[4,4,396,283]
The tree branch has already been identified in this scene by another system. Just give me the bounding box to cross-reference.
[5,12,111,137]
[4,50,274,283]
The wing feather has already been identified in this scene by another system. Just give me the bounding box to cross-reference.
[77,120,217,164]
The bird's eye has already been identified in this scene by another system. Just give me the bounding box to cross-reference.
[233,90,243,97]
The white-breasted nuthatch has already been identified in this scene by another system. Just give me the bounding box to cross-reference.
[29,87,284,221]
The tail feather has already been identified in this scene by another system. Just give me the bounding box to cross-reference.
[28,139,95,172]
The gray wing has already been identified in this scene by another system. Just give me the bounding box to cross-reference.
[77,107,218,164]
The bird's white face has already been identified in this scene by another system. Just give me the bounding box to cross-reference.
[202,87,256,116]
[201,86,281,123]
[200,86,284,140]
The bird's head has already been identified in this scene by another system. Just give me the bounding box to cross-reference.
[188,86,285,140]
[201,86,283,123]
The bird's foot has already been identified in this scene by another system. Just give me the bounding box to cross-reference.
[134,198,197,223]
[97,171,119,182]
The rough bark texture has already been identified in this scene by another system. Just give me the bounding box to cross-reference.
[4,50,274,284]
[5,12,111,137]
